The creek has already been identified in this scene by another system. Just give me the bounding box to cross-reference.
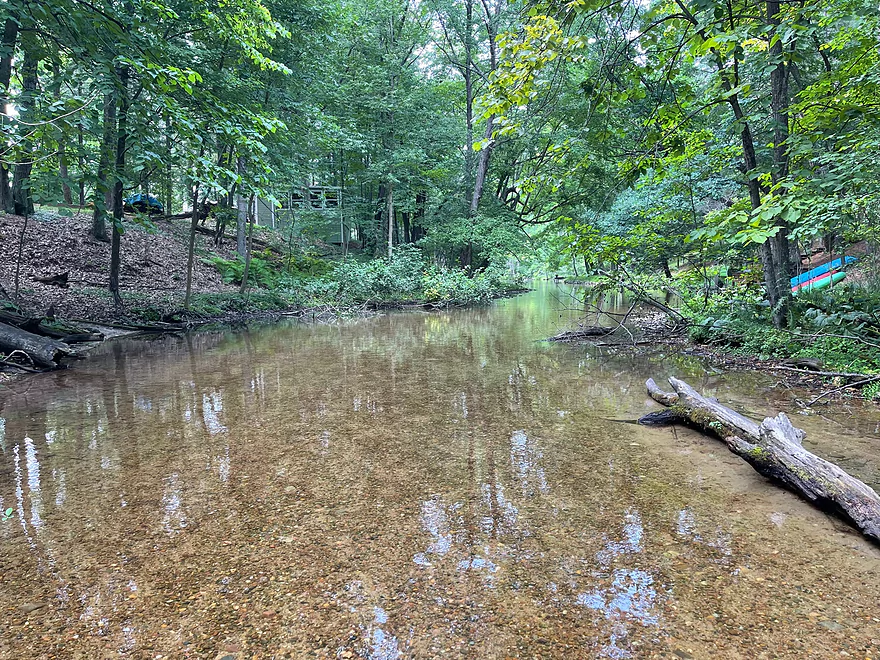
[0,282,878,659]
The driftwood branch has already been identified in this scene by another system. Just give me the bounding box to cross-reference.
[641,377,880,543]
[598,267,688,325]
[547,326,613,342]
[806,375,880,407]
[771,365,872,379]
[0,358,42,373]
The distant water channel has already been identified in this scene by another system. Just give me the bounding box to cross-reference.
[1,282,879,659]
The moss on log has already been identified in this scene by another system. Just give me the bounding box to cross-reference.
[641,377,880,543]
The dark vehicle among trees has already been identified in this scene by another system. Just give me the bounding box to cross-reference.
[123,193,164,215]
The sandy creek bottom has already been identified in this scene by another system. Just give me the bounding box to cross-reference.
[0,283,878,659]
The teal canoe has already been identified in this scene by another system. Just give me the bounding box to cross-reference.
[793,270,846,294]
[791,256,857,287]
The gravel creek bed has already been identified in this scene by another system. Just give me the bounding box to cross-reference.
[1,283,879,659]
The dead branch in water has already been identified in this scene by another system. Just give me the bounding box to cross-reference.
[641,377,880,543]
[806,376,880,407]
[771,365,874,379]
[548,326,614,342]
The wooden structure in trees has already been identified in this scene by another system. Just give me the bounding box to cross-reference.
[257,185,350,246]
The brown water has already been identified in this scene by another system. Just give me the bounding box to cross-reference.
[1,283,879,660]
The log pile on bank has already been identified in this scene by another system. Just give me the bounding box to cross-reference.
[641,377,880,543]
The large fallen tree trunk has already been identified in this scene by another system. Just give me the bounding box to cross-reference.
[641,377,880,543]
[0,310,103,343]
[0,322,72,369]
[192,224,283,256]
[162,217,284,256]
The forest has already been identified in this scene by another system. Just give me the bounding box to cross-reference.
[4,2,880,657]
[1,0,880,379]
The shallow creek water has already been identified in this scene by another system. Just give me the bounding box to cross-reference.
[1,283,879,660]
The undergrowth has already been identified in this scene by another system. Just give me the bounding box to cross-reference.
[206,244,522,308]
[686,281,880,376]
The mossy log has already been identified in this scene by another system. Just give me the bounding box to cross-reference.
[0,322,72,369]
[0,310,103,343]
[641,377,880,543]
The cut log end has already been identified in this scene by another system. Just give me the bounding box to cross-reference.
[32,271,69,288]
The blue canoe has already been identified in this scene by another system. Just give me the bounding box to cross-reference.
[790,256,857,287]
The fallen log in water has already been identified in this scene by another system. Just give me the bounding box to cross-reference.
[548,326,613,342]
[641,377,880,543]
[0,322,73,369]
[0,309,104,343]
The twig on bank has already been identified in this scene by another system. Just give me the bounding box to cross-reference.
[780,327,880,350]
[0,359,43,373]
[806,375,880,407]
[770,365,873,379]
[591,339,658,347]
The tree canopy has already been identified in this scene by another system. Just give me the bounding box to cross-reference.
[2,0,879,334]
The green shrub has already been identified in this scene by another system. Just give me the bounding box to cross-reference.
[208,255,278,288]
[208,243,519,309]
[422,268,494,304]
[331,245,426,301]
[686,281,880,372]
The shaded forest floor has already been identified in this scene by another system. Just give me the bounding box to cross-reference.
[0,211,280,324]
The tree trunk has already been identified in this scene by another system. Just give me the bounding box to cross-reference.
[0,17,18,213]
[12,39,38,217]
[183,179,201,309]
[464,0,475,211]
[372,183,385,255]
[92,93,116,242]
[240,194,255,294]
[412,189,426,242]
[642,377,880,543]
[59,141,72,205]
[77,120,86,207]
[470,115,495,215]
[386,182,394,257]
[236,194,248,257]
[767,0,793,319]
[727,94,786,325]
[164,117,173,214]
[402,211,411,244]
[13,213,28,302]
[235,159,247,257]
[109,66,130,308]
[462,242,473,270]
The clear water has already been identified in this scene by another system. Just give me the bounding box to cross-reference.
[0,283,878,659]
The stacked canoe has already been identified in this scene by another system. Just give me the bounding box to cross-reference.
[791,256,856,294]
